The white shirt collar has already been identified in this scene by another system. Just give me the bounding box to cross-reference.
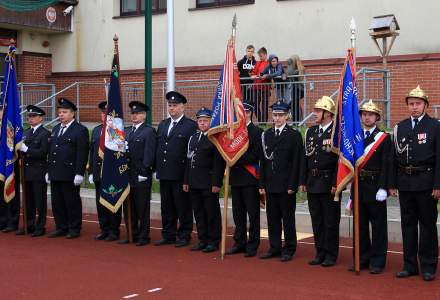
[31,123,42,131]
[171,114,184,124]
[132,122,143,130]
[61,119,75,130]
[412,114,425,123]
[246,121,252,126]
[364,126,376,135]
[319,121,332,133]
[274,123,287,133]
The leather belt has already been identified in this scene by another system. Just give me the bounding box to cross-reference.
[398,165,433,175]
[310,169,332,177]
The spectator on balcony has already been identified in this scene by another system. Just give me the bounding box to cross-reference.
[261,54,287,105]
[286,55,306,122]
[251,47,270,123]
[237,45,256,103]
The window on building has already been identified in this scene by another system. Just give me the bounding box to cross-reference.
[120,0,166,16]
[196,0,255,8]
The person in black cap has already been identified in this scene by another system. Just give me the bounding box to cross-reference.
[226,101,263,257]
[46,97,89,239]
[88,101,122,242]
[183,107,224,253]
[15,105,51,236]
[155,91,197,247]
[259,101,303,262]
[119,100,156,246]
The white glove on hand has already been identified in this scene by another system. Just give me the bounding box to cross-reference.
[20,143,28,153]
[74,175,84,186]
[125,141,129,151]
[88,174,94,185]
[376,188,388,202]
[138,175,148,182]
[45,173,50,184]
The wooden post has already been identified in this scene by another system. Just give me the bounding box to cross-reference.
[19,153,28,235]
[354,167,360,275]
[127,195,133,243]
[220,166,230,260]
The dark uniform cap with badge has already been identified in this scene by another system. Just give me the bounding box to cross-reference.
[98,101,107,112]
[243,101,254,112]
[270,101,290,113]
[196,107,212,118]
[166,91,187,104]
[405,85,429,105]
[129,101,149,113]
[26,105,46,116]
[57,97,77,111]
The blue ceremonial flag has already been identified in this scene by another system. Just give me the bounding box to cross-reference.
[98,40,130,213]
[332,49,364,200]
[0,45,23,203]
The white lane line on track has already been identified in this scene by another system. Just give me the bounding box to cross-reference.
[122,294,139,299]
[147,288,162,293]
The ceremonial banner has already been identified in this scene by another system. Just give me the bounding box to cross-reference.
[332,50,364,200]
[98,41,130,213]
[208,39,249,166]
[0,45,23,202]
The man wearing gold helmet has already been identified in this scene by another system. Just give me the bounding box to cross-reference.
[347,100,391,274]
[299,96,340,267]
[389,85,439,282]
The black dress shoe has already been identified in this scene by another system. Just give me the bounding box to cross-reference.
[396,270,418,278]
[244,251,257,258]
[175,239,190,248]
[31,230,45,237]
[66,232,80,239]
[0,225,6,231]
[225,245,246,255]
[48,230,67,238]
[136,239,150,246]
[202,245,219,253]
[105,234,119,242]
[154,238,175,246]
[348,264,369,272]
[94,232,108,241]
[280,254,293,262]
[118,239,129,244]
[321,259,336,267]
[15,229,26,236]
[370,267,383,274]
[422,272,435,282]
[191,243,207,251]
[260,252,280,259]
[2,226,17,233]
[308,256,325,266]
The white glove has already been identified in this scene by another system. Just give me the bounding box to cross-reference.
[74,175,84,186]
[45,173,50,184]
[153,172,158,181]
[138,175,148,182]
[125,141,129,150]
[20,143,28,153]
[376,188,387,202]
[88,174,94,185]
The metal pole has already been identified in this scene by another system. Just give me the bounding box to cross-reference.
[145,0,153,124]
[76,83,80,122]
[166,0,175,92]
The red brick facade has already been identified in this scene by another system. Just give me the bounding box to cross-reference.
[16,51,440,126]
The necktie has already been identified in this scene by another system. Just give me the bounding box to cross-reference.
[413,118,419,129]
[58,125,66,137]
[319,128,323,134]
[132,125,136,133]
[275,129,280,137]
[365,131,371,139]
[168,121,177,136]
[31,128,35,135]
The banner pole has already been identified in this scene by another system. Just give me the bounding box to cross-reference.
[127,195,133,243]
[19,153,27,235]
[220,165,230,260]
[354,168,360,275]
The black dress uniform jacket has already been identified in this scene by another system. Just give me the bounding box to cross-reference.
[301,124,338,193]
[89,125,103,181]
[23,125,50,181]
[48,121,89,181]
[230,122,263,186]
[156,116,197,180]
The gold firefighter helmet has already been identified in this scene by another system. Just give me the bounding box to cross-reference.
[406,85,429,104]
[314,96,335,115]
[359,99,381,120]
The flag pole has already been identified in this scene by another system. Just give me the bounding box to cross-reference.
[350,17,360,275]
[221,166,230,260]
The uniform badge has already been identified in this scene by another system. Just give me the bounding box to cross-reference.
[418,133,427,144]
[322,139,332,152]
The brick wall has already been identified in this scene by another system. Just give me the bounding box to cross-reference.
[16,51,440,126]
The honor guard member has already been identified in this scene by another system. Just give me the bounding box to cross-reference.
[47,98,89,239]
[348,100,391,274]
[389,86,440,282]
[89,101,121,242]
[183,107,225,253]
[226,101,263,257]
[119,101,156,246]
[155,91,197,248]
[259,101,304,262]
[16,105,50,236]
[299,96,340,267]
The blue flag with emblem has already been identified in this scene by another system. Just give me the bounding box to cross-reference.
[0,45,23,203]
[98,39,130,213]
[332,49,364,200]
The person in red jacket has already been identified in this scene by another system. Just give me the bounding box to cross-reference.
[251,47,270,123]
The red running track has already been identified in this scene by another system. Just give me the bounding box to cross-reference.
[0,216,439,300]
